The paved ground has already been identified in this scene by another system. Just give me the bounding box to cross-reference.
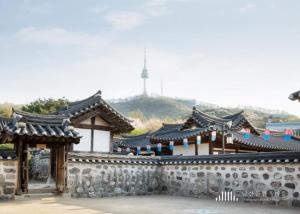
[0,195,299,214]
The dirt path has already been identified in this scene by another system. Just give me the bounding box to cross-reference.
[0,195,299,214]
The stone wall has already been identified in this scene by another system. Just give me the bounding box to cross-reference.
[67,152,300,207]
[0,159,18,200]
[68,153,161,198]
[160,163,300,207]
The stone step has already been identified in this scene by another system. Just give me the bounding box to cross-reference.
[27,188,57,194]
[23,192,58,198]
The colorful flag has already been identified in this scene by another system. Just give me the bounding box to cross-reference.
[169,141,174,150]
[196,135,201,145]
[211,130,217,142]
[137,146,141,155]
[183,138,188,148]
[263,129,270,141]
[284,129,292,142]
[146,145,151,153]
[244,128,251,140]
[157,143,162,152]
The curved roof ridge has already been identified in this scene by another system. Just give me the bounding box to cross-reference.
[13,109,67,119]
[68,90,102,106]
[13,109,68,125]
[55,91,134,133]
[0,116,12,122]
[99,97,132,123]
[193,108,230,123]
[162,123,183,126]
[222,110,244,119]
[121,132,151,139]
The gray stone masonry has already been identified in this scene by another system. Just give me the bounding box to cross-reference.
[67,152,300,207]
[0,160,18,200]
[68,153,161,198]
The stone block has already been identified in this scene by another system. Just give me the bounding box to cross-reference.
[262,173,269,180]
[292,199,300,207]
[285,183,295,189]
[4,168,15,173]
[4,187,14,194]
[285,167,295,173]
[271,181,282,188]
[274,172,282,179]
[6,174,15,180]
[284,175,294,180]
[69,167,80,174]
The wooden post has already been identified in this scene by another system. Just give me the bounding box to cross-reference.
[109,132,113,153]
[91,117,95,152]
[195,139,198,156]
[64,144,69,189]
[16,138,23,194]
[22,143,29,193]
[56,145,65,193]
[209,141,213,155]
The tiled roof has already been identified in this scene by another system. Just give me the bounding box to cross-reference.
[0,110,80,141]
[115,123,206,149]
[0,117,11,132]
[0,149,17,160]
[57,90,134,133]
[231,131,300,152]
[184,107,259,135]
[117,133,151,149]
[115,109,300,152]
[150,123,208,141]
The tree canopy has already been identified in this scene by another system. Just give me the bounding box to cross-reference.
[22,98,68,114]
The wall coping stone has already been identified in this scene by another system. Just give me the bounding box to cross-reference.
[69,151,300,165]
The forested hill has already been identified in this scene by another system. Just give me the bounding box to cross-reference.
[0,95,298,130]
[109,95,299,129]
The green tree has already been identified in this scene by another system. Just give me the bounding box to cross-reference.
[22,98,68,114]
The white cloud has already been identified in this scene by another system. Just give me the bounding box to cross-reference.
[239,4,257,13]
[104,11,145,31]
[145,0,169,16]
[16,27,108,47]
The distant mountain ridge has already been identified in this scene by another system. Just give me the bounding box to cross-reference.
[109,95,299,129]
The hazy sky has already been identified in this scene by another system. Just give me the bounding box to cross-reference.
[1,0,300,115]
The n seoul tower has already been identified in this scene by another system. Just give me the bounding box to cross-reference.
[141,48,149,95]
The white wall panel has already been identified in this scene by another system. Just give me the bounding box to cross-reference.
[173,145,195,156]
[74,128,91,152]
[93,130,110,152]
[173,143,209,156]
[198,144,209,155]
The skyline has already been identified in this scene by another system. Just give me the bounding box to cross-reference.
[0,0,300,116]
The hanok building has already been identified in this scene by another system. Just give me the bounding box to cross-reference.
[115,107,300,155]
[0,91,133,194]
[56,90,133,153]
[0,110,80,193]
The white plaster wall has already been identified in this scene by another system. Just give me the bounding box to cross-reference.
[95,116,109,126]
[74,128,91,152]
[80,118,91,125]
[173,144,209,156]
[93,130,110,152]
[173,145,195,156]
[79,116,109,126]
[198,144,209,155]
